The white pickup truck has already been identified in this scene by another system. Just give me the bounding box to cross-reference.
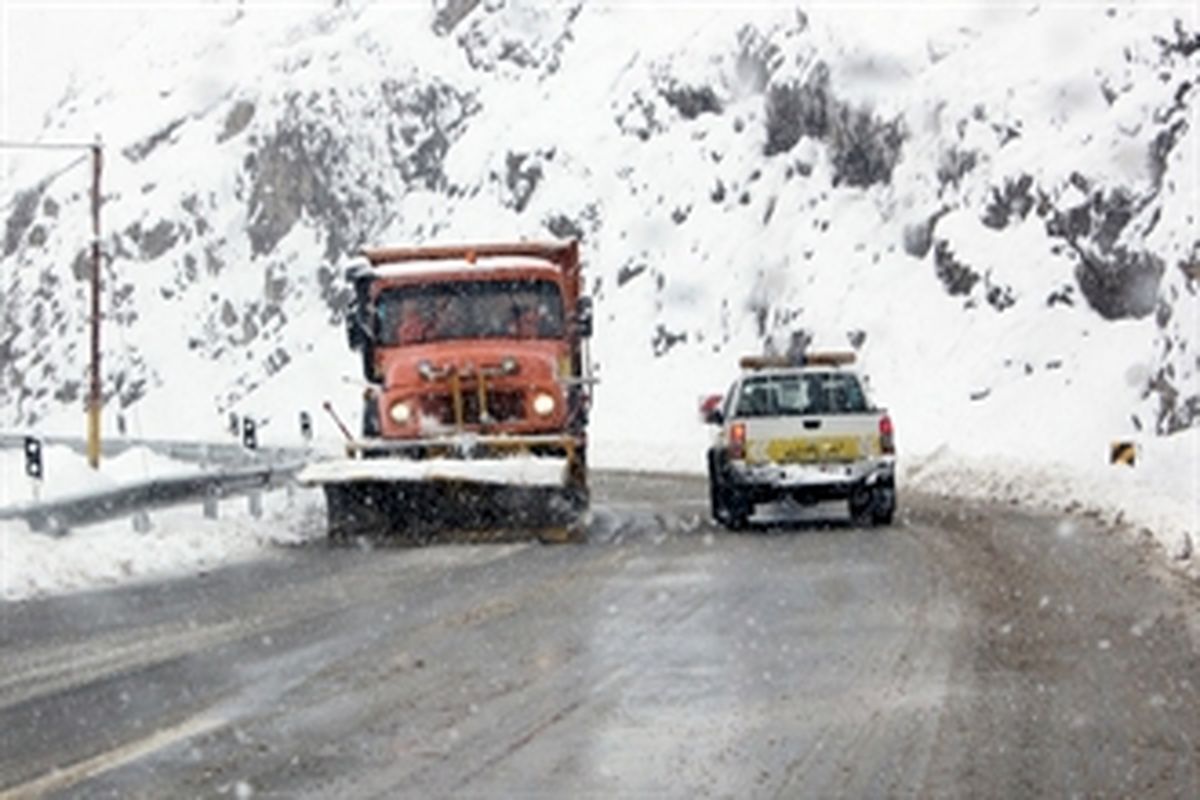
[703,353,896,529]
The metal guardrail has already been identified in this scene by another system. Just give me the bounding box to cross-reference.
[0,432,304,468]
[0,460,307,534]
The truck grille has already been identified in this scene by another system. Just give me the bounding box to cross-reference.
[419,390,524,426]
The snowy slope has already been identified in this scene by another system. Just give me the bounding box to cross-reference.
[1,2,1196,567]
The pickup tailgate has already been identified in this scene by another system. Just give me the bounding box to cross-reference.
[743,414,883,465]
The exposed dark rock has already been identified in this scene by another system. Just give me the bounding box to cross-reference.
[829,105,905,188]
[218,100,256,143]
[42,197,59,218]
[1154,17,1200,57]
[764,64,831,156]
[140,220,180,260]
[53,380,81,404]
[985,280,1016,312]
[1155,300,1172,328]
[382,79,478,190]
[71,248,90,282]
[265,347,292,376]
[264,263,289,303]
[455,1,581,76]
[4,185,43,257]
[659,81,722,120]
[1147,364,1199,433]
[762,61,904,186]
[1046,285,1076,307]
[933,240,980,296]
[735,24,784,95]
[651,324,688,357]
[1074,246,1163,320]
[123,117,186,162]
[847,329,867,350]
[433,0,481,35]
[982,174,1035,230]
[615,92,664,141]
[617,261,647,287]
[1044,185,1164,319]
[205,245,226,276]
[903,208,947,259]
[502,151,543,213]
[761,197,776,224]
[246,116,347,259]
[1149,118,1187,188]
[937,147,978,192]
[545,214,583,241]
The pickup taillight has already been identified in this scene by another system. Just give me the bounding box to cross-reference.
[879,414,895,455]
[729,422,746,460]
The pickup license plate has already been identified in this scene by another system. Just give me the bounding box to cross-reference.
[766,436,860,464]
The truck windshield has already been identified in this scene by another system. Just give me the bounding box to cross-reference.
[735,372,868,416]
[377,279,565,344]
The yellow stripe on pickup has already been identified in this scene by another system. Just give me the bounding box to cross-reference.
[764,436,863,464]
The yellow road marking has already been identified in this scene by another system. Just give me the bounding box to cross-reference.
[0,713,224,799]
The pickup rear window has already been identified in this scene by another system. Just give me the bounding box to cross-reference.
[734,373,868,417]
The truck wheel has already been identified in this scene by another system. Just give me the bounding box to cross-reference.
[871,486,896,526]
[850,486,895,527]
[708,451,750,531]
[849,488,874,527]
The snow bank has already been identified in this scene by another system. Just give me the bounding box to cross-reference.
[0,444,202,507]
[0,487,322,602]
[903,429,1198,576]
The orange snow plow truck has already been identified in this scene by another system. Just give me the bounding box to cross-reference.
[300,240,593,543]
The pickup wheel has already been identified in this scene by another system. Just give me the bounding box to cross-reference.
[872,486,896,526]
[708,450,751,531]
[850,485,895,527]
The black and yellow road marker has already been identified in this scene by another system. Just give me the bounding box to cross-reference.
[1110,441,1137,467]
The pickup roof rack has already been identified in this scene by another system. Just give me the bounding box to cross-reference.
[739,352,856,370]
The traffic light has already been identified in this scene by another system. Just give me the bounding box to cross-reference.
[242,417,258,450]
[24,436,43,480]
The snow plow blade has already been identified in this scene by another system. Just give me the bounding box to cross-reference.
[298,456,587,544]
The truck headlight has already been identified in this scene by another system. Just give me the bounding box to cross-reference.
[532,392,556,417]
[388,401,412,425]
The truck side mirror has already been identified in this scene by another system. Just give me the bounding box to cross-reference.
[345,271,375,351]
[700,393,724,425]
[575,296,593,339]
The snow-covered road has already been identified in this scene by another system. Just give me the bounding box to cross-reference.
[1,473,1196,797]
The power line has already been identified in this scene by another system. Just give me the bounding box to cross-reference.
[0,151,90,215]
[0,139,96,151]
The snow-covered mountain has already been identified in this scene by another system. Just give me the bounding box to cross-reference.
[2,0,1196,482]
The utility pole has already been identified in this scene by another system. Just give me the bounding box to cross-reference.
[0,136,105,468]
[87,137,103,468]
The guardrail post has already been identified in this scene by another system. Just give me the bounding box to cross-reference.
[248,490,263,519]
[132,509,152,533]
[203,486,220,520]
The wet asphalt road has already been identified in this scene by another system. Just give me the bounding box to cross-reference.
[1,472,1197,798]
